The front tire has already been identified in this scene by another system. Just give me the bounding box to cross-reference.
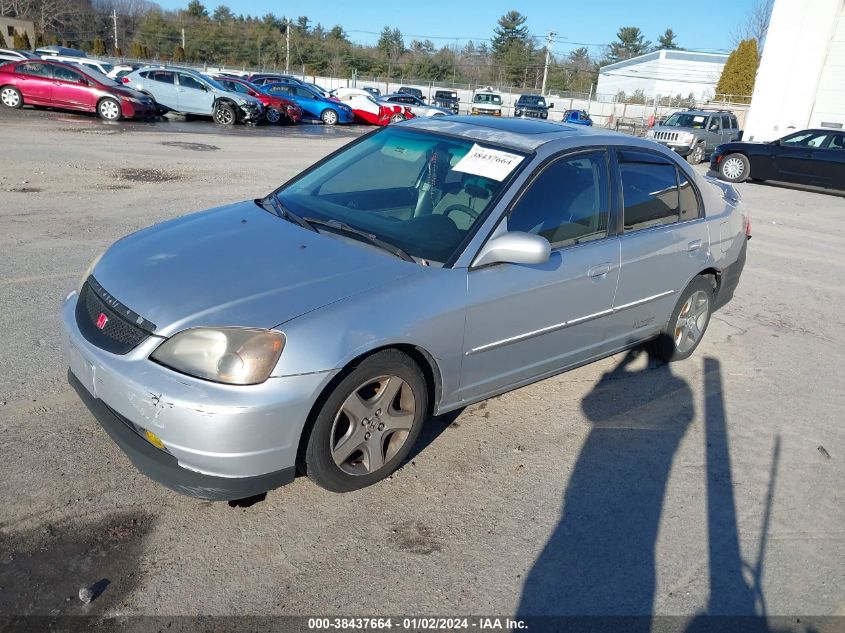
[97,97,122,121]
[212,102,236,125]
[650,275,715,363]
[305,350,427,492]
[266,107,281,124]
[1,86,23,109]
[321,108,339,125]
[686,142,705,165]
[720,153,750,183]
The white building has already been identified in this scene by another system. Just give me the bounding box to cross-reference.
[596,50,728,101]
[744,0,845,141]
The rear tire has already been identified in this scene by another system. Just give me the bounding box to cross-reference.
[212,101,236,125]
[686,142,705,165]
[305,350,427,492]
[650,275,715,363]
[97,97,122,121]
[1,86,23,109]
[719,153,750,183]
[321,108,339,125]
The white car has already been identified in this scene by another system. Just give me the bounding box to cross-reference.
[334,88,412,125]
[108,64,135,79]
[377,93,451,118]
[39,54,116,78]
[471,89,504,117]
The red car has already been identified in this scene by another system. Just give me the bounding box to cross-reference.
[0,59,156,120]
[212,75,303,124]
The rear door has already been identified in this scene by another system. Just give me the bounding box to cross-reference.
[820,133,845,188]
[145,70,178,109]
[51,64,96,110]
[608,149,710,349]
[460,149,621,401]
[14,61,53,104]
[704,115,722,152]
[175,72,213,114]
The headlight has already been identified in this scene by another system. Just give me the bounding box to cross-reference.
[679,132,694,144]
[515,109,522,116]
[79,251,105,293]
[151,327,285,385]
[645,129,655,138]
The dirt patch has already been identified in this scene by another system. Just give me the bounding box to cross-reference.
[0,511,154,616]
[161,141,220,152]
[8,187,43,193]
[388,521,442,555]
[116,168,182,183]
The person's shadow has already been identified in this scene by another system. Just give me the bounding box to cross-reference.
[517,343,696,630]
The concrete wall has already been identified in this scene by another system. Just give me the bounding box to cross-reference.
[0,16,35,49]
[744,0,845,141]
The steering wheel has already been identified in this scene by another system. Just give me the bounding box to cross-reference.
[441,204,479,225]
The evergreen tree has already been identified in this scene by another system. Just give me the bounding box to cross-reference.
[491,11,535,86]
[212,5,234,22]
[657,29,679,50]
[173,45,186,62]
[13,30,24,49]
[605,27,652,64]
[0,30,6,48]
[92,38,107,56]
[185,1,209,19]
[715,38,759,101]
[20,31,31,50]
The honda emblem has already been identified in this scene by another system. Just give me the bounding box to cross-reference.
[96,313,109,330]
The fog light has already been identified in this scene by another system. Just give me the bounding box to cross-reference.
[144,429,165,450]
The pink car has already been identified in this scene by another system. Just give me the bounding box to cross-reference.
[0,59,156,121]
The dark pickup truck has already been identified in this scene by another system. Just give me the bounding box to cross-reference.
[433,89,459,114]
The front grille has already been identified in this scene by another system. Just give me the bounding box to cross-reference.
[75,279,154,355]
[656,131,680,141]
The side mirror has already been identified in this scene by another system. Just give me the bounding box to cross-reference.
[549,102,555,109]
[473,231,551,267]
[770,138,781,145]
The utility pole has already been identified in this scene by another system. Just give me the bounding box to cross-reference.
[285,19,290,74]
[112,9,118,54]
[181,28,185,50]
[540,30,556,96]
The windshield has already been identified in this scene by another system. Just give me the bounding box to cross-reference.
[436,91,456,99]
[663,113,708,129]
[276,127,525,264]
[518,96,546,107]
[201,75,227,91]
[75,65,119,86]
[474,93,502,105]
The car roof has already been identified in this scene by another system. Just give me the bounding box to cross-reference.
[400,115,620,151]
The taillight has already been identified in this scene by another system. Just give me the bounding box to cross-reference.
[120,77,130,84]
[745,213,752,239]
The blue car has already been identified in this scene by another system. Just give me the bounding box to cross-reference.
[563,109,593,126]
[263,82,354,125]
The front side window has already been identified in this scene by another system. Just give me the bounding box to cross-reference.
[781,131,829,148]
[620,159,680,231]
[178,73,206,91]
[708,117,721,131]
[18,62,51,78]
[508,151,609,248]
[53,65,84,83]
[277,127,523,264]
[828,134,845,150]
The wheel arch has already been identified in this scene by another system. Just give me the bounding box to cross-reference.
[294,343,443,474]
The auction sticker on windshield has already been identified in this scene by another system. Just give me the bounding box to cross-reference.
[453,144,524,181]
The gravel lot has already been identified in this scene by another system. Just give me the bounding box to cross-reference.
[0,109,843,627]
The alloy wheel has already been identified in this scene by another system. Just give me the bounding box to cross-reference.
[1,88,20,107]
[674,290,709,353]
[722,157,745,180]
[266,107,281,123]
[691,145,704,163]
[322,109,338,125]
[214,106,234,125]
[329,375,416,476]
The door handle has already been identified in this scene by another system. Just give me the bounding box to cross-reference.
[588,263,611,279]
[688,239,702,252]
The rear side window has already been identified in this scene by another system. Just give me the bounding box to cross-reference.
[620,161,680,231]
[678,172,701,221]
[508,151,610,248]
[17,62,51,77]
[721,115,731,129]
[150,71,174,84]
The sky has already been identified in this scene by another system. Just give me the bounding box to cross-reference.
[155,0,758,56]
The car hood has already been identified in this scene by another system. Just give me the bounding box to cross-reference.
[91,201,421,337]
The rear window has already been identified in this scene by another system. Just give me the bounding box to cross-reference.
[17,62,51,77]
[620,158,680,231]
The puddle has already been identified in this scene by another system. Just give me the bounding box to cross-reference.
[161,141,220,152]
[117,168,182,183]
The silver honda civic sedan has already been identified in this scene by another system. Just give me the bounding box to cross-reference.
[63,116,749,500]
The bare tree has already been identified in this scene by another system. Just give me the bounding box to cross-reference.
[731,0,774,51]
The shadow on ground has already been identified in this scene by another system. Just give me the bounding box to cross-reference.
[517,345,799,633]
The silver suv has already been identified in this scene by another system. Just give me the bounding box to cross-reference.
[647,109,740,165]
[63,116,749,500]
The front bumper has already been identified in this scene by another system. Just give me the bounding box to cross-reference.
[471,108,501,116]
[121,99,156,118]
[651,139,694,156]
[238,102,263,122]
[62,292,336,497]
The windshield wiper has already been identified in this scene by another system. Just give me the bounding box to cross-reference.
[301,217,416,263]
[259,193,317,232]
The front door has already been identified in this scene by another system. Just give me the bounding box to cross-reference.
[609,149,710,349]
[773,130,832,183]
[460,149,621,402]
[51,64,96,111]
[176,72,213,114]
